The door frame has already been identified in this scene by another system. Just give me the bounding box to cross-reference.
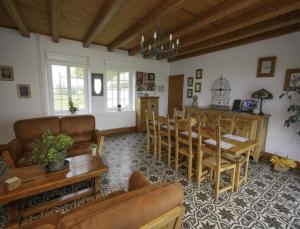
[168,74,184,117]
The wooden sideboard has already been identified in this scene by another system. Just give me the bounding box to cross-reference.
[185,106,270,163]
[136,96,159,132]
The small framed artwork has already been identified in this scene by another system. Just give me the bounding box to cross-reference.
[257,56,276,77]
[0,65,14,81]
[195,82,201,92]
[187,89,193,98]
[187,77,193,87]
[196,69,202,79]
[91,73,103,96]
[284,68,300,91]
[148,83,156,91]
[17,84,31,98]
[148,73,155,81]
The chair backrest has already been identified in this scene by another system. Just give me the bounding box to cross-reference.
[187,110,199,120]
[203,111,219,130]
[157,115,170,138]
[175,119,192,147]
[218,113,234,134]
[201,125,221,166]
[233,117,257,139]
[145,110,156,134]
[173,108,185,121]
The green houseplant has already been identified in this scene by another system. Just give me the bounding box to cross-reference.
[280,75,300,136]
[32,130,73,172]
[69,99,78,114]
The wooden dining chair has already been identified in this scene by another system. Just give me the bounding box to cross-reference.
[204,111,219,130]
[145,110,157,158]
[201,126,236,200]
[157,115,175,166]
[173,108,185,121]
[218,113,235,134]
[175,119,206,184]
[222,117,257,191]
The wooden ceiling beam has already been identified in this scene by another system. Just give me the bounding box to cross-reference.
[107,0,186,52]
[128,0,264,56]
[177,13,300,57]
[51,0,60,43]
[1,0,29,37]
[180,0,300,48]
[83,0,125,48]
[169,23,300,62]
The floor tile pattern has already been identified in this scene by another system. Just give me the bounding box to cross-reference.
[1,133,300,228]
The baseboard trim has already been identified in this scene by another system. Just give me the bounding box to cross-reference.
[262,152,300,170]
[98,126,136,136]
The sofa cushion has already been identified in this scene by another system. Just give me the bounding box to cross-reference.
[60,115,95,144]
[57,182,183,229]
[14,117,60,152]
[68,142,92,157]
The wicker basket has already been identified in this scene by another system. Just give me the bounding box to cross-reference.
[274,165,289,172]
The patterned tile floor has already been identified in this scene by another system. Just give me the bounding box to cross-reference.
[1,133,300,228]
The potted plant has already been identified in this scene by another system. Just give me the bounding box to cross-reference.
[32,130,73,172]
[270,155,296,172]
[69,99,78,114]
[117,104,122,111]
[90,143,98,155]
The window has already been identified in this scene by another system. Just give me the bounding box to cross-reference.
[106,69,131,110]
[48,63,88,114]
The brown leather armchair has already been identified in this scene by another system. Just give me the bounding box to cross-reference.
[14,171,185,229]
[1,115,103,168]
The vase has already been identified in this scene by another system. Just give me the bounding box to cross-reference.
[45,150,68,172]
[117,107,122,111]
[91,148,97,156]
[274,165,289,172]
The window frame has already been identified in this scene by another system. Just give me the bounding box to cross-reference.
[47,60,89,115]
[105,67,133,111]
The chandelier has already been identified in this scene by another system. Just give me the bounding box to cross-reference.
[140,23,180,60]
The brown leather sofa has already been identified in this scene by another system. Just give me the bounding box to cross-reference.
[15,171,185,229]
[1,115,102,168]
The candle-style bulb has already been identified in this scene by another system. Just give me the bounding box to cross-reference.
[172,43,175,49]
[169,34,173,41]
[154,32,157,39]
[176,38,179,45]
[149,44,152,50]
[161,45,163,50]
[141,35,144,42]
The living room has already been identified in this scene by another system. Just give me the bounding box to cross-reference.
[0,0,299,228]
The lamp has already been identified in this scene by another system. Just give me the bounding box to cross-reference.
[252,88,273,115]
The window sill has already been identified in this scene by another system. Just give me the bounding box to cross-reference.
[105,109,135,113]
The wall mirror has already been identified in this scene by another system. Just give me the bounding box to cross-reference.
[91,73,103,96]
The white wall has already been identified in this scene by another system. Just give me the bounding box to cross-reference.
[169,32,300,161]
[0,27,169,143]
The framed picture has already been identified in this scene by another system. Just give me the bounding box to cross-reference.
[148,73,155,81]
[196,69,202,79]
[136,72,144,91]
[17,84,31,98]
[0,65,14,81]
[195,82,201,92]
[187,89,193,98]
[257,56,276,77]
[284,68,300,91]
[148,83,156,91]
[91,73,103,96]
[187,77,193,87]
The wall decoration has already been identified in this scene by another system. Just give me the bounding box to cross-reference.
[210,76,231,110]
[17,84,31,98]
[257,56,276,77]
[284,68,300,91]
[91,73,103,96]
[196,68,202,79]
[187,77,193,87]
[136,71,155,91]
[157,85,165,92]
[195,82,201,92]
[187,89,193,98]
[0,65,14,81]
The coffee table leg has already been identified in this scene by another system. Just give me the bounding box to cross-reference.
[8,201,19,226]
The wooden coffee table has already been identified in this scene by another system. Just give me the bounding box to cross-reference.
[0,154,108,226]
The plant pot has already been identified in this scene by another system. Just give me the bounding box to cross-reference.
[274,165,289,172]
[117,107,122,111]
[91,148,97,156]
[46,160,67,172]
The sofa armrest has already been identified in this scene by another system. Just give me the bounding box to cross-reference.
[0,139,22,169]
[128,171,151,192]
